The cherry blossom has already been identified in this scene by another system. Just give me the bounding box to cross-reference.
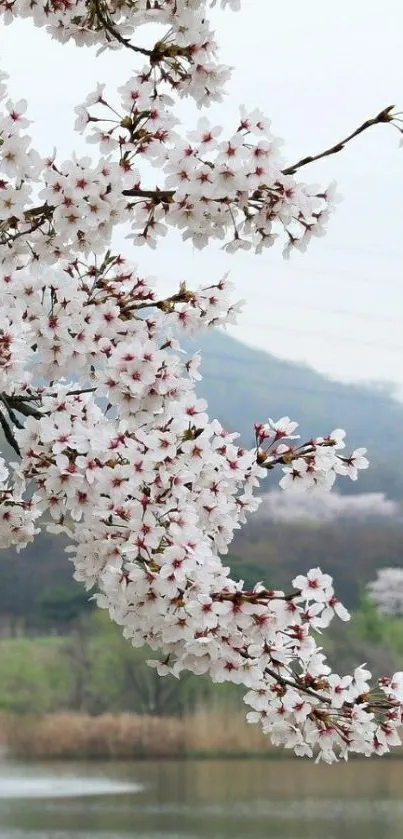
[1,0,403,763]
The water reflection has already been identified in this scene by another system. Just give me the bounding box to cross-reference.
[0,759,403,839]
[0,776,142,799]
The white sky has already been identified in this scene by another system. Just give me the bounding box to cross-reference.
[1,0,403,394]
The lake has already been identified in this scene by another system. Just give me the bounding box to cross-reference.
[1,758,403,838]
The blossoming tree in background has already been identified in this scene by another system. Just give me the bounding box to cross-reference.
[368,569,403,617]
[1,0,403,763]
[255,491,400,524]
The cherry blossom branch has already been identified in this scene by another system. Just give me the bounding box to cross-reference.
[91,0,152,57]
[283,105,396,175]
[129,286,195,312]
[9,387,97,404]
[92,0,192,67]
[2,102,394,255]
[263,664,332,705]
[0,219,50,247]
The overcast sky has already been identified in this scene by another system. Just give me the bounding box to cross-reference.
[1,0,403,395]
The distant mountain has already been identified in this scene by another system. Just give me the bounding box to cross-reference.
[185,330,403,499]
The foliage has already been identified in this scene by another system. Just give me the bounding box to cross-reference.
[0,612,239,716]
[0,636,71,714]
[39,585,95,630]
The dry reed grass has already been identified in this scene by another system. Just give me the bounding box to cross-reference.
[0,707,271,759]
[182,706,269,755]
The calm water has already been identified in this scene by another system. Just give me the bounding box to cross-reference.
[1,758,403,839]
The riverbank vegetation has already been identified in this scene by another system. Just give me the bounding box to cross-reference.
[1,513,403,759]
[1,599,403,758]
[0,708,273,759]
[0,601,402,719]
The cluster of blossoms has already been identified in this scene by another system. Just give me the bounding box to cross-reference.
[0,63,339,261]
[1,0,403,761]
[254,418,369,492]
[0,0,239,103]
[74,82,336,255]
[0,254,399,763]
[2,3,402,263]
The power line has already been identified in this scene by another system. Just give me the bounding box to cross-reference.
[242,320,403,353]
[243,296,402,328]
[228,250,403,290]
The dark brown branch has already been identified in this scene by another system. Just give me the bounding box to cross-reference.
[6,400,43,420]
[283,105,396,175]
[263,664,332,705]
[122,187,174,201]
[0,215,52,247]
[92,0,152,56]
[0,406,21,456]
[25,203,54,219]
[92,0,192,65]
[9,387,97,404]
[0,394,24,429]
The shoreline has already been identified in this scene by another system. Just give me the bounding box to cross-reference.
[0,709,276,760]
[2,711,403,761]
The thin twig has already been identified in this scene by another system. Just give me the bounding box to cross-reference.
[2,102,395,249]
[92,0,152,57]
[9,387,97,404]
[0,215,51,247]
[283,105,396,175]
[263,664,332,705]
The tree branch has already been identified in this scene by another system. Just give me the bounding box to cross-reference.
[0,394,24,429]
[0,216,51,247]
[263,664,332,705]
[92,0,152,57]
[1,108,398,252]
[0,406,21,456]
[282,105,396,175]
[122,187,174,201]
[92,0,191,66]
[9,387,97,404]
